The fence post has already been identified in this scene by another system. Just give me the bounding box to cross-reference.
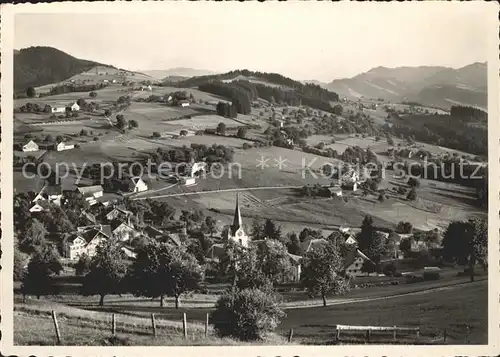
[465,326,470,343]
[366,329,371,343]
[443,328,447,343]
[416,327,419,339]
[112,313,116,336]
[151,313,157,337]
[51,310,62,345]
[183,312,187,339]
[288,329,293,343]
[393,326,397,341]
[336,327,340,342]
[205,313,209,338]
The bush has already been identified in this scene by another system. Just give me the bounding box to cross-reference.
[210,288,285,341]
[242,143,252,150]
[382,263,397,276]
[152,132,161,138]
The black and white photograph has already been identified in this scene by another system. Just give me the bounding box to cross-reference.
[1,2,498,354]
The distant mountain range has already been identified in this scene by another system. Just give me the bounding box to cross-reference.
[141,68,218,80]
[322,63,487,110]
[14,46,107,92]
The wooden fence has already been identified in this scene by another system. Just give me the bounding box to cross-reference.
[335,324,420,343]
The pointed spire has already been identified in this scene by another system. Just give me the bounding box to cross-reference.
[232,193,242,233]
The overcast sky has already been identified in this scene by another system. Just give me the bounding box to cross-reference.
[14,2,492,81]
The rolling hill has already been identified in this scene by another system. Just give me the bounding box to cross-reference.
[141,68,218,80]
[325,62,487,110]
[14,46,108,93]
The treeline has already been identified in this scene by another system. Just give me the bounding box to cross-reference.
[149,143,234,165]
[47,83,108,96]
[198,82,252,114]
[450,105,487,121]
[387,114,487,156]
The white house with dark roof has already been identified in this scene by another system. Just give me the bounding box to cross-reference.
[128,177,148,193]
[33,185,63,206]
[56,141,75,151]
[76,185,103,205]
[22,140,39,152]
[70,102,80,111]
[63,225,112,260]
[106,206,133,222]
[343,248,374,277]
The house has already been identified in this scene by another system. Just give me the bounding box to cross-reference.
[180,176,196,186]
[206,243,225,260]
[299,238,328,255]
[121,245,137,259]
[184,161,207,177]
[70,102,80,111]
[76,185,104,205]
[288,253,302,282]
[32,185,63,206]
[111,220,139,241]
[63,225,112,260]
[80,211,97,225]
[164,232,182,247]
[56,142,75,151]
[128,177,148,193]
[344,235,358,245]
[103,79,109,83]
[106,207,133,222]
[277,120,284,128]
[343,248,374,277]
[50,106,66,114]
[225,193,250,247]
[178,100,190,108]
[29,202,47,213]
[111,79,117,84]
[22,140,39,152]
[328,186,343,197]
[143,225,165,240]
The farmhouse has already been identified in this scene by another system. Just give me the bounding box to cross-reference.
[70,102,80,111]
[128,177,148,193]
[56,141,75,151]
[225,193,250,247]
[80,211,97,225]
[344,235,358,245]
[288,253,302,282]
[300,238,328,255]
[33,184,63,206]
[111,220,139,241]
[63,225,112,260]
[343,248,374,277]
[103,79,109,84]
[106,207,133,222]
[50,106,66,114]
[76,185,104,206]
[29,202,48,213]
[178,100,190,107]
[328,186,343,197]
[22,140,39,152]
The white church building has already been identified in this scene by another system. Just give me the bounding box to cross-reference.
[225,193,250,247]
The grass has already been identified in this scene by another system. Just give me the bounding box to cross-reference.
[279,280,487,345]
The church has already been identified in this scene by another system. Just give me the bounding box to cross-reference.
[225,193,250,247]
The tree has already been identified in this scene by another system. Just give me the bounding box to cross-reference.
[116,114,126,130]
[250,218,263,240]
[301,242,350,307]
[56,135,64,143]
[407,188,417,201]
[22,245,63,299]
[237,127,248,139]
[44,134,54,142]
[81,238,128,306]
[396,221,413,234]
[210,288,285,341]
[218,240,245,286]
[80,129,88,136]
[26,86,36,98]
[129,242,204,308]
[14,247,28,281]
[204,216,217,237]
[77,98,86,107]
[256,240,292,284]
[442,217,487,282]
[128,119,138,129]
[19,218,48,253]
[262,219,281,241]
[152,132,161,138]
[89,91,97,98]
[104,109,112,117]
[287,233,301,255]
[179,129,188,136]
[407,177,420,188]
[356,215,374,252]
[217,122,226,135]
[74,253,92,276]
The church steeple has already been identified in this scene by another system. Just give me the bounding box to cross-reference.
[231,193,242,234]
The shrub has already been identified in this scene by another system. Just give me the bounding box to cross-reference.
[152,132,161,138]
[242,143,252,150]
[382,262,397,276]
[423,271,441,281]
[210,288,285,341]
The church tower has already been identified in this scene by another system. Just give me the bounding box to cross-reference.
[226,193,249,247]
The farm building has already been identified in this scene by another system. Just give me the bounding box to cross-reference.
[63,225,112,260]
[56,142,75,151]
[128,177,148,193]
[328,186,343,197]
[22,140,39,152]
[300,238,328,255]
[106,207,133,222]
[29,202,47,213]
[225,193,250,247]
[70,102,80,111]
[32,185,63,206]
[111,220,140,241]
[344,235,358,245]
[178,100,190,107]
[180,177,196,186]
[76,185,104,206]
[50,106,66,114]
[343,248,374,277]
[288,253,302,282]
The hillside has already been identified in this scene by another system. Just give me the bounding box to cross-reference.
[142,68,218,80]
[326,63,487,110]
[14,46,108,93]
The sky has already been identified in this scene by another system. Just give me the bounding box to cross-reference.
[13,2,492,81]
